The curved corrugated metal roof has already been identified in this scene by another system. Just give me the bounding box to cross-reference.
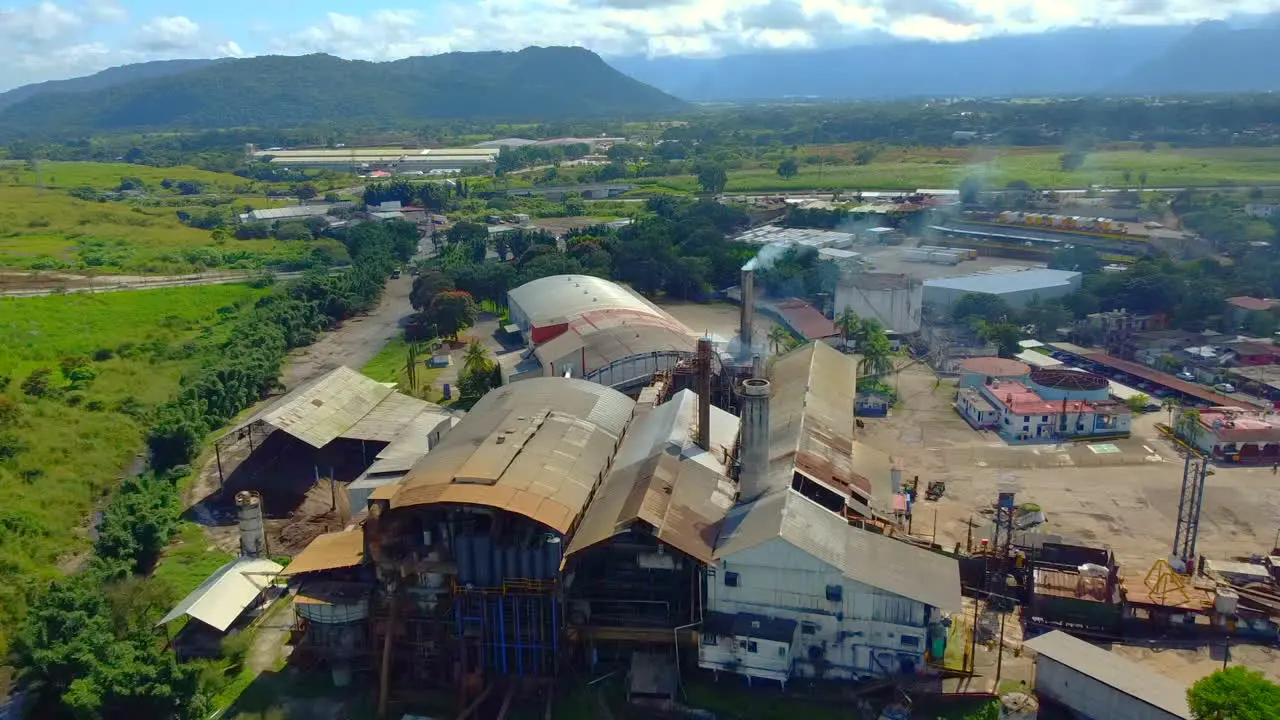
[508,275,689,334]
[390,378,634,534]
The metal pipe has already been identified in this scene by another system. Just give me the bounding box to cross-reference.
[740,269,755,348]
[696,337,713,451]
[672,620,701,702]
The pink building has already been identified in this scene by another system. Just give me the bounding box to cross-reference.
[1190,409,1280,464]
[957,379,1131,442]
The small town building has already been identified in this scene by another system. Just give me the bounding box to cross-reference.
[1226,296,1280,327]
[957,356,1030,388]
[957,370,1131,441]
[1186,408,1280,463]
[1024,630,1192,720]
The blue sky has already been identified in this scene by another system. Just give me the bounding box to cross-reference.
[2,0,1279,91]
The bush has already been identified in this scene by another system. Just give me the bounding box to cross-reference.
[64,392,85,407]
[20,367,55,397]
[94,471,182,573]
[92,348,115,362]
[0,396,21,427]
[0,431,26,460]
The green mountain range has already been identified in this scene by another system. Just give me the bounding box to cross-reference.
[0,47,688,136]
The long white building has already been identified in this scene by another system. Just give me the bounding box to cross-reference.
[923,268,1082,310]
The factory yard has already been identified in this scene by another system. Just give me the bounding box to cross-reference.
[858,242,1044,281]
[858,361,1280,683]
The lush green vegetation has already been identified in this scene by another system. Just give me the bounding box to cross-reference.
[0,161,352,273]
[0,48,686,136]
[1187,666,1280,719]
[0,283,267,654]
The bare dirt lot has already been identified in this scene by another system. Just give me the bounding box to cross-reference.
[856,361,1280,683]
[658,299,780,346]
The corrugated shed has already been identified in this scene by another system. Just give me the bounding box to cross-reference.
[218,367,448,449]
[391,379,634,534]
[567,391,738,563]
[714,491,962,613]
[281,529,365,576]
[157,557,283,631]
[768,343,893,511]
[1024,631,1192,719]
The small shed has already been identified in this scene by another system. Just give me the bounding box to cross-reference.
[157,557,283,660]
[1024,630,1192,720]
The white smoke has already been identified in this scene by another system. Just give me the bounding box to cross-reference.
[742,242,790,272]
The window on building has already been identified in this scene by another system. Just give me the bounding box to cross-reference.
[777,646,786,657]
[724,571,739,587]
[825,584,843,602]
[703,633,718,646]
[1042,415,1049,422]
[900,635,920,648]
[747,641,758,653]
[801,621,819,635]
[1023,415,1030,422]
[737,639,747,650]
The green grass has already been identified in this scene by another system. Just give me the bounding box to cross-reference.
[0,161,245,192]
[643,145,1280,192]
[361,335,444,402]
[151,522,235,598]
[0,283,267,654]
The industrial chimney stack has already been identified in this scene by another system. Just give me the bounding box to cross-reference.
[740,268,755,349]
[737,377,772,503]
[235,491,267,558]
[696,337,713,451]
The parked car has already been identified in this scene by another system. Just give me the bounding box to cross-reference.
[1176,372,1195,381]
[1214,383,1236,393]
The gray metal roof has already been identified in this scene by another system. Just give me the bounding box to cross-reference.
[392,378,634,534]
[508,275,692,336]
[767,343,894,512]
[923,268,1081,295]
[714,490,962,613]
[219,366,447,450]
[1024,631,1192,719]
[566,390,738,563]
[156,557,282,631]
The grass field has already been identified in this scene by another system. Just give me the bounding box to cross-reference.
[362,335,444,402]
[642,145,1280,192]
[0,283,268,654]
[0,162,318,273]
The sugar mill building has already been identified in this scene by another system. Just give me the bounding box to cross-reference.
[957,368,1131,441]
[834,273,923,335]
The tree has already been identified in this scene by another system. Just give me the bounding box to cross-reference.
[979,321,1023,357]
[294,183,318,200]
[1059,151,1087,172]
[1126,393,1150,413]
[461,339,492,377]
[696,164,728,195]
[1178,408,1202,446]
[836,307,859,349]
[21,367,55,397]
[1139,170,1149,189]
[1187,666,1280,719]
[952,293,1012,324]
[767,326,793,354]
[858,329,895,380]
[1162,398,1180,426]
[1123,169,1132,185]
[410,271,455,311]
[446,221,489,246]
[422,291,476,339]
[94,472,182,573]
[777,157,799,180]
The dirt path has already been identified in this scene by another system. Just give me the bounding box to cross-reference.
[183,275,413,512]
[0,269,318,297]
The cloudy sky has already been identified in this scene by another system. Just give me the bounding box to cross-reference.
[1,0,1277,91]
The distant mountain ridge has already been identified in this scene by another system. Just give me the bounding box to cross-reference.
[0,47,687,135]
[0,59,223,111]
[608,21,1280,100]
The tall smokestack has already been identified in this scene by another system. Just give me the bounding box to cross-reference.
[737,377,772,503]
[740,268,755,349]
[751,354,764,380]
[696,337,712,450]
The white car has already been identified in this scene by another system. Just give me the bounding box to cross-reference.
[1176,372,1195,381]
[1214,383,1236,394]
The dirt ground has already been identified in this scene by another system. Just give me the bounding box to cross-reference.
[657,299,780,346]
[857,361,1280,684]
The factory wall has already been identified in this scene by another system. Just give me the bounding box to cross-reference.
[834,283,923,334]
[705,538,932,680]
[922,275,1082,310]
[1033,658,1186,720]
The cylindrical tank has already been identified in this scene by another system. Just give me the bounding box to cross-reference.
[738,378,772,502]
[999,692,1039,720]
[235,491,266,558]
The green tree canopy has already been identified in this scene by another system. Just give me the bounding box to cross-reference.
[1188,666,1280,720]
[777,157,799,180]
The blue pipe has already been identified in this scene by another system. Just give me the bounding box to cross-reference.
[515,595,523,677]
[498,596,508,675]
[551,595,559,676]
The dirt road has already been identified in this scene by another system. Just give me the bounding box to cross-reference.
[0,269,321,297]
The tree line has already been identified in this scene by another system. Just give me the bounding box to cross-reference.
[8,220,416,719]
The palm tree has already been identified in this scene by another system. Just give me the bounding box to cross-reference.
[461,339,492,377]
[1162,398,1180,427]
[858,332,895,380]
[1178,408,1202,447]
[767,326,792,355]
[836,308,859,350]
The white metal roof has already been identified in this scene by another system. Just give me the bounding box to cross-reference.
[1016,350,1063,368]
[923,269,1081,295]
[508,275,683,329]
[157,557,283,631]
[714,490,962,613]
[1024,631,1192,719]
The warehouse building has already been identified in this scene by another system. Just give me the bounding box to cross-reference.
[923,268,1082,310]
[257,147,498,172]
[834,273,923,335]
[503,275,698,385]
[1024,630,1192,720]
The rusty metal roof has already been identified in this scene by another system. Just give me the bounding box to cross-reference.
[767,343,893,512]
[566,391,738,563]
[714,490,961,613]
[280,529,366,576]
[391,378,634,534]
[218,366,448,449]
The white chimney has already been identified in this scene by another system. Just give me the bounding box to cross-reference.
[737,378,772,502]
[235,491,267,558]
[740,268,755,348]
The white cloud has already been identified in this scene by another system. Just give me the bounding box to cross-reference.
[217,40,245,58]
[137,15,200,51]
[0,1,82,45]
[84,0,126,24]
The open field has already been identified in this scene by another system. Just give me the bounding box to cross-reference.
[0,283,268,653]
[641,145,1280,193]
[0,160,249,192]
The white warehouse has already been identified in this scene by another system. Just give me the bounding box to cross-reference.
[834,273,923,334]
[701,490,962,684]
[922,268,1082,310]
[1024,630,1192,720]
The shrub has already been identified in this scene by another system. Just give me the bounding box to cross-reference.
[92,348,114,362]
[0,431,25,460]
[20,367,55,397]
